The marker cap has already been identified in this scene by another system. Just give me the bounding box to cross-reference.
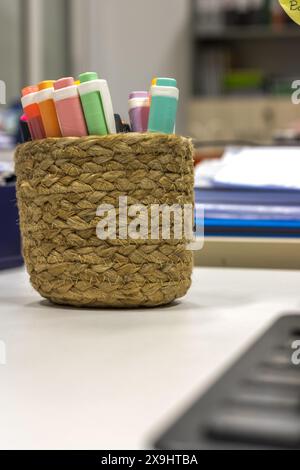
[79,72,99,83]
[38,80,55,90]
[155,78,177,87]
[54,77,75,90]
[129,91,149,100]
[151,78,157,86]
[22,85,38,96]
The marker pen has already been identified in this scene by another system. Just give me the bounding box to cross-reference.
[36,81,62,137]
[149,78,177,112]
[53,77,87,137]
[21,85,46,140]
[78,72,108,135]
[19,114,32,143]
[122,122,131,133]
[114,114,123,133]
[128,91,149,132]
[78,72,116,134]
[114,114,131,133]
[148,78,179,134]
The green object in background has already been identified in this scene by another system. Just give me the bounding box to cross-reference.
[78,72,108,135]
[223,70,265,93]
[271,78,295,96]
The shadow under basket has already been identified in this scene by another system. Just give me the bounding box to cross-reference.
[15,133,194,308]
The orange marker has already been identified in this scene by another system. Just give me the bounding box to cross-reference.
[21,85,46,140]
[36,81,62,137]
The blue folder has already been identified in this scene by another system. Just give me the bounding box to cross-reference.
[0,183,23,269]
[195,217,300,238]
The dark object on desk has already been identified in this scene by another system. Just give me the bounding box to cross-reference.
[273,129,300,146]
[0,183,23,269]
[114,114,131,133]
[155,315,300,449]
[19,115,32,143]
[122,122,131,133]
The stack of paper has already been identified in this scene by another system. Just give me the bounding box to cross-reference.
[195,147,300,237]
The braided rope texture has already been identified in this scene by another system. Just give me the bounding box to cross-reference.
[15,133,194,307]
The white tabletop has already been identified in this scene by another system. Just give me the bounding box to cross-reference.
[0,266,300,450]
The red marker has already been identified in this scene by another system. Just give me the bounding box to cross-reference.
[21,85,46,140]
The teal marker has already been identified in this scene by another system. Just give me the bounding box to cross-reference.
[155,78,177,87]
[148,77,179,134]
[78,72,108,135]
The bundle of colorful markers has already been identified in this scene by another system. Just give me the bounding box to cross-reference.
[20,73,179,142]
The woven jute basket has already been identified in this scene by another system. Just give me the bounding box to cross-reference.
[15,133,194,307]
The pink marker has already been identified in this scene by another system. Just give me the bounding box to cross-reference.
[53,77,87,137]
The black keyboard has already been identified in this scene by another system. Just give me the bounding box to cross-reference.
[154,314,300,450]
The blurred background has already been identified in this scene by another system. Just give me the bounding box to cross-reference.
[2,0,300,270]
[0,0,190,142]
[1,0,300,144]
[1,2,300,451]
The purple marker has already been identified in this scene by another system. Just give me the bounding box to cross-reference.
[128,91,150,132]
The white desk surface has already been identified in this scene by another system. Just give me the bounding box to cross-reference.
[0,266,300,450]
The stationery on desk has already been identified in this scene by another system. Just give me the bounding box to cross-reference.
[20,74,179,141]
[78,71,116,135]
[53,77,88,137]
[21,85,46,140]
[11,73,180,278]
[148,77,178,134]
[128,91,149,132]
[195,146,300,238]
[78,72,109,136]
[36,80,62,138]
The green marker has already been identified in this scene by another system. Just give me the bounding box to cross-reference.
[78,72,115,135]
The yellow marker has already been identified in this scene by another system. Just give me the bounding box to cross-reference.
[279,0,300,25]
[75,80,80,85]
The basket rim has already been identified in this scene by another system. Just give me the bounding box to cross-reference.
[16,132,192,153]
